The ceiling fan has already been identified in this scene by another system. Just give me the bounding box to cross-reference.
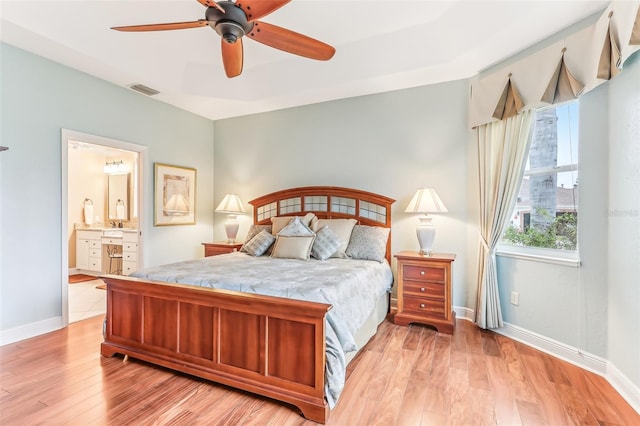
[111,0,336,78]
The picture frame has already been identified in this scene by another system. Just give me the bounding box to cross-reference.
[154,163,196,226]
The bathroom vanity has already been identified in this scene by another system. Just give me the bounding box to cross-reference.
[75,228,138,275]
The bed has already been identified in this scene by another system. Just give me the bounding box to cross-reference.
[100,186,395,423]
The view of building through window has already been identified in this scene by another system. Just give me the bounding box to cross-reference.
[503,101,579,251]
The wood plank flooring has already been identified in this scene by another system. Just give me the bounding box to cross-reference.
[1,316,638,425]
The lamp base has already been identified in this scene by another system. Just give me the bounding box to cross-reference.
[224,214,240,243]
[416,215,436,256]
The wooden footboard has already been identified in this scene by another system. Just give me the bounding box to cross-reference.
[100,275,332,423]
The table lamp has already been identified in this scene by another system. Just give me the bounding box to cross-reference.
[215,194,246,243]
[404,187,448,256]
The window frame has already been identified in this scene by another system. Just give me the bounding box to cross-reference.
[498,102,580,265]
[496,243,580,267]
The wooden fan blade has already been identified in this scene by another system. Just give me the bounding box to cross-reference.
[221,39,244,78]
[112,20,208,32]
[246,21,335,61]
[237,0,291,22]
[196,0,225,13]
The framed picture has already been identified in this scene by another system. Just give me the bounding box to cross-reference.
[154,163,196,226]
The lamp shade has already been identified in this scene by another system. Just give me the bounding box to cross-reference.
[404,188,448,213]
[215,194,246,214]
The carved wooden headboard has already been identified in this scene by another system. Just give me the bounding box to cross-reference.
[249,186,395,263]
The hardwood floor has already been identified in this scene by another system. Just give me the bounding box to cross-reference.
[1,316,638,425]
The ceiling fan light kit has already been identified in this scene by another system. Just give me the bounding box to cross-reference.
[111,0,335,78]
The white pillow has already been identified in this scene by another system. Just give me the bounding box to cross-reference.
[310,218,357,258]
[271,212,316,235]
[271,235,316,260]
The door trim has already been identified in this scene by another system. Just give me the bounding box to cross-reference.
[61,129,148,326]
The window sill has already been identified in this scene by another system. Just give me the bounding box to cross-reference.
[496,245,580,267]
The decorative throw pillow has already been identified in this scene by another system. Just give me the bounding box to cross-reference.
[278,216,315,237]
[240,224,272,253]
[242,229,276,256]
[271,235,316,260]
[311,226,343,261]
[345,225,390,263]
[271,213,316,235]
[310,218,357,258]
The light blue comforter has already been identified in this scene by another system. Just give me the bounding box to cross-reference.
[130,252,393,407]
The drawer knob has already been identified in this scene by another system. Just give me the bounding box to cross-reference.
[420,287,426,292]
[420,303,426,308]
[420,271,425,275]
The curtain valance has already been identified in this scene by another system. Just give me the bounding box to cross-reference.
[470,1,640,128]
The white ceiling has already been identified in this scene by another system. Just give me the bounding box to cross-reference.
[1,0,608,120]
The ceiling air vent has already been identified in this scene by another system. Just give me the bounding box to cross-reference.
[128,83,159,96]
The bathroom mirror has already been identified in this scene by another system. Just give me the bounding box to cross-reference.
[108,173,130,221]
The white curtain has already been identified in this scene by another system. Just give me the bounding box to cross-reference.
[475,110,534,329]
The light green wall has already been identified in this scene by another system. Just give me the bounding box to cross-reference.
[607,51,640,388]
[0,43,214,332]
[213,80,474,308]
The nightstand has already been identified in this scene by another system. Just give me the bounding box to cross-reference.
[202,242,243,257]
[393,251,456,334]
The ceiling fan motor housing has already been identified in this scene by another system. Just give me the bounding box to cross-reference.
[206,1,253,44]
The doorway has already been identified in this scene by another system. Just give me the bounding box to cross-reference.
[61,129,146,325]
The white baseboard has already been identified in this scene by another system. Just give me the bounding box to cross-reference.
[0,316,64,346]
[607,361,640,414]
[453,305,475,322]
[495,322,608,375]
[495,321,639,415]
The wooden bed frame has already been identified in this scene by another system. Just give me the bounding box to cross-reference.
[100,186,394,423]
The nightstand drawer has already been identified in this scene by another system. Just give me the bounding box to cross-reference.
[403,296,446,318]
[205,247,234,256]
[202,242,243,257]
[403,265,445,282]
[404,281,444,299]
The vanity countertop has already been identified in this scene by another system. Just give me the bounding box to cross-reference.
[76,226,138,234]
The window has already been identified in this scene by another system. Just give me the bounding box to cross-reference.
[501,101,579,254]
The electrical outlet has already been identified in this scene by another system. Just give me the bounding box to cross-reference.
[510,291,519,306]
